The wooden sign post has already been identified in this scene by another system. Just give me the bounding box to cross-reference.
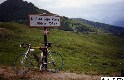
[28,14,61,69]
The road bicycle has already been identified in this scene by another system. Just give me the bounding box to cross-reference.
[13,43,64,74]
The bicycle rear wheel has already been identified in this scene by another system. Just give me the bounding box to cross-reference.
[47,51,64,72]
[13,54,31,74]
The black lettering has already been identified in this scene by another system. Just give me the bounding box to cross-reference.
[113,78,115,80]
[44,23,46,25]
[51,18,58,21]
[101,78,105,80]
[37,22,43,25]
[31,17,33,20]
[38,18,42,20]
[49,22,53,25]
[44,18,50,21]
[52,18,54,20]
[117,78,123,80]
[54,23,57,25]
[54,23,55,25]
[54,19,57,21]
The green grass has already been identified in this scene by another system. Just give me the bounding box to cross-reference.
[0,22,124,75]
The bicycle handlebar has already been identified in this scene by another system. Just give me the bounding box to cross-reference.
[20,42,52,48]
[20,43,31,48]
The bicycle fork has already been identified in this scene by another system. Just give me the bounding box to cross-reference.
[48,51,56,67]
[21,52,29,65]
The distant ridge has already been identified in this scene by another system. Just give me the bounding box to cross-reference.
[0,0,124,37]
[71,18,124,37]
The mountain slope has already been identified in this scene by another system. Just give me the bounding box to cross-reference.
[0,0,50,22]
[0,22,124,74]
[72,18,124,37]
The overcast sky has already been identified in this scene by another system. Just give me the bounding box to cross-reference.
[0,0,124,27]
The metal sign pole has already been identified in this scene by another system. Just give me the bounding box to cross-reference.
[43,27,48,69]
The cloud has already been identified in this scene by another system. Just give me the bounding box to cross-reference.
[56,0,85,8]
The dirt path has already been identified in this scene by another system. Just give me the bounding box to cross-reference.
[0,66,103,80]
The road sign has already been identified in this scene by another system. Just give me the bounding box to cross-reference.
[28,14,60,28]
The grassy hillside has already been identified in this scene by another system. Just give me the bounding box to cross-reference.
[0,22,124,75]
[72,18,124,37]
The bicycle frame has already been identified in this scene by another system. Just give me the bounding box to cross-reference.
[20,44,49,68]
[20,44,34,65]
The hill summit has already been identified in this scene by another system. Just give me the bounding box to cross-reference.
[0,0,50,22]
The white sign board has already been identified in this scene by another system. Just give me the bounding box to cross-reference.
[29,14,60,27]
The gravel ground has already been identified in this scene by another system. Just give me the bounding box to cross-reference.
[0,66,104,80]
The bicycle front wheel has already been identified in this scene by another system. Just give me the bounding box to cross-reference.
[13,54,31,74]
[47,51,64,72]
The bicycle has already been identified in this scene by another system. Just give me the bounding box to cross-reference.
[13,43,64,74]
